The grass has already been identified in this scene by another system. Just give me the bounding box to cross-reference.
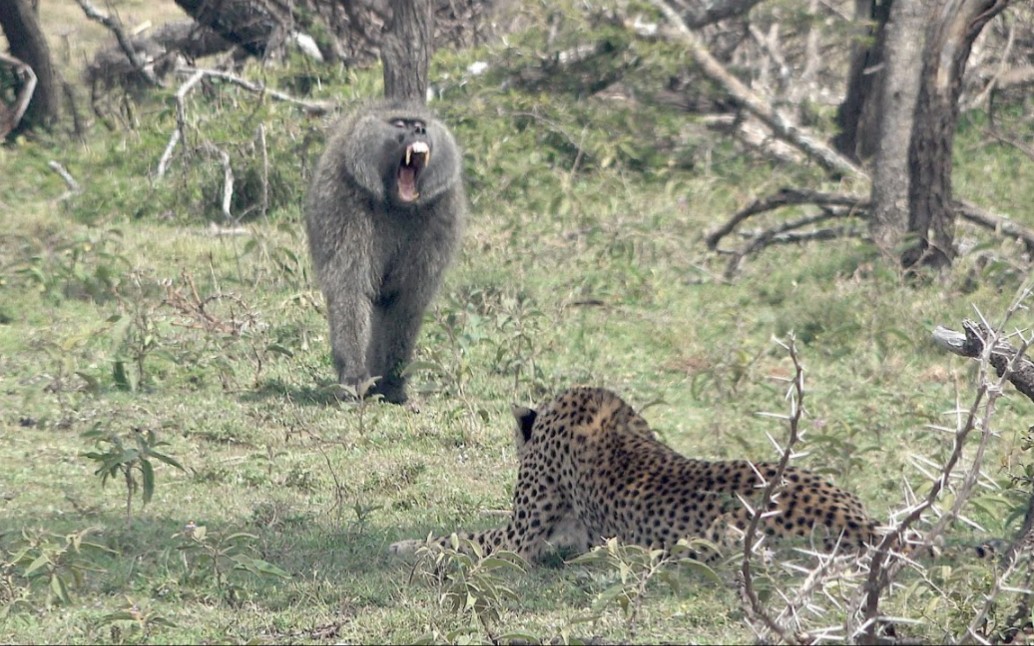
[2,1,1034,643]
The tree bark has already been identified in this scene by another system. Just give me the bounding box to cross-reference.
[173,0,287,57]
[832,0,893,162]
[903,0,1012,270]
[0,0,59,132]
[382,0,433,102]
[868,0,927,259]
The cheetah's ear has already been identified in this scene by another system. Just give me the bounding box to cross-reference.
[511,404,537,444]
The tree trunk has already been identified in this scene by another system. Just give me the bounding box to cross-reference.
[902,0,1011,270]
[173,0,287,57]
[382,0,432,102]
[833,0,893,163]
[0,0,59,132]
[868,0,927,259]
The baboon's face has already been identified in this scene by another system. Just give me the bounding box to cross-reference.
[384,117,432,204]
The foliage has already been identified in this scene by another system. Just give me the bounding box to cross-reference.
[0,0,1032,642]
[172,522,290,603]
[1,527,116,611]
[408,536,527,644]
[80,426,186,519]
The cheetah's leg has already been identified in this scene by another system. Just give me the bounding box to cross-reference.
[389,527,508,557]
[390,464,579,563]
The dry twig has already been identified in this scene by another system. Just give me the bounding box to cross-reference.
[739,334,806,644]
[161,271,255,336]
[706,185,1034,277]
[47,160,81,200]
[854,288,1033,643]
[174,66,335,115]
[0,52,37,138]
[643,0,867,182]
[74,0,159,87]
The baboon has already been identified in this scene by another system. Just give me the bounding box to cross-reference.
[305,99,466,404]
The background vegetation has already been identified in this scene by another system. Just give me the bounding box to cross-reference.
[2,0,1033,643]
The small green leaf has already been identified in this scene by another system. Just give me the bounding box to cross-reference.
[112,359,130,390]
[140,459,155,504]
[24,554,50,577]
[50,575,71,604]
[147,450,185,471]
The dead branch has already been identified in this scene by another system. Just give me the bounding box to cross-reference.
[156,69,204,178]
[984,127,1034,163]
[706,188,868,251]
[643,0,868,182]
[707,184,1034,278]
[932,318,1034,404]
[74,0,159,87]
[201,141,234,221]
[161,271,256,336]
[85,20,232,95]
[855,290,1033,643]
[958,201,1034,256]
[724,218,866,279]
[0,51,37,138]
[174,66,335,115]
[47,160,81,200]
[738,335,806,644]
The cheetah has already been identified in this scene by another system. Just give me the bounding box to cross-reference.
[390,386,880,564]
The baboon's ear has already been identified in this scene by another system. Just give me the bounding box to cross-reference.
[511,405,537,444]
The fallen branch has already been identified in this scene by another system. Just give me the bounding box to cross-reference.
[932,317,1034,414]
[644,0,867,182]
[706,188,868,251]
[707,185,1034,277]
[958,200,1034,256]
[174,66,335,115]
[47,160,81,200]
[156,69,203,178]
[724,220,865,279]
[74,0,159,87]
[0,52,37,138]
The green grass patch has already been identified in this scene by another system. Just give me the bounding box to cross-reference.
[2,2,1033,643]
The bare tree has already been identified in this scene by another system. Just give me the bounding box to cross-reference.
[868,0,928,260]
[382,0,432,102]
[903,0,1013,270]
[833,0,893,163]
[0,0,59,133]
[172,0,287,58]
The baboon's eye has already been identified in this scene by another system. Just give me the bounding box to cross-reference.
[390,119,406,128]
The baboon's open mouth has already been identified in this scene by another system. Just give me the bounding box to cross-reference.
[397,141,430,202]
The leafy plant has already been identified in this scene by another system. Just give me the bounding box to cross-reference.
[109,274,170,392]
[568,537,721,638]
[99,598,177,643]
[410,535,526,643]
[81,426,186,519]
[1,527,115,609]
[173,522,290,603]
[9,227,131,303]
